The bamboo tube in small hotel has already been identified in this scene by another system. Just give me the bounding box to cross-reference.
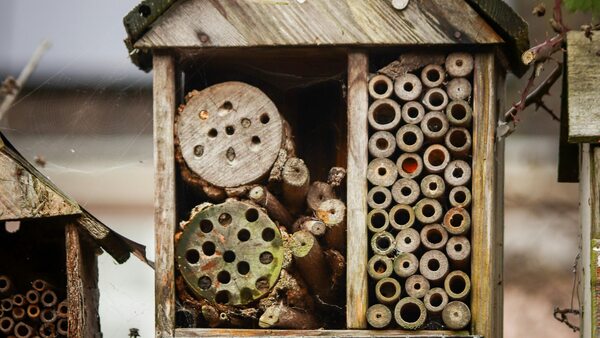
[368,255,394,280]
[405,274,430,299]
[368,74,394,100]
[375,278,401,305]
[419,250,449,283]
[394,297,427,329]
[367,186,393,210]
[367,304,392,329]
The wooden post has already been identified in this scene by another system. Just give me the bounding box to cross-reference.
[471,53,501,338]
[346,50,368,329]
[154,52,177,338]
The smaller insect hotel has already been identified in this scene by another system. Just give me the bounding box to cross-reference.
[365,52,473,330]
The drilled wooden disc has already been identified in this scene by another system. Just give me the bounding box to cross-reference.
[177,82,283,187]
[176,200,283,306]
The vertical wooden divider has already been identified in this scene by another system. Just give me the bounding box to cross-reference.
[471,53,501,338]
[346,50,369,329]
[153,52,177,338]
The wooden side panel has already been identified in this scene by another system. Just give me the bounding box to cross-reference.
[135,0,502,49]
[174,328,476,337]
[346,51,369,329]
[567,32,600,143]
[66,223,101,338]
[470,53,500,338]
[494,64,506,336]
[154,52,178,338]
[581,144,592,337]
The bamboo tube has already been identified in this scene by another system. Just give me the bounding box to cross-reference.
[394,297,427,329]
[368,99,402,131]
[56,318,68,336]
[290,230,334,303]
[12,307,25,321]
[420,111,449,142]
[446,236,471,268]
[391,178,420,205]
[395,228,420,253]
[447,78,472,101]
[40,308,56,324]
[424,287,449,314]
[1,298,12,312]
[420,224,449,250]
[249,185,294,231]
[446,100,473,127]
[444,160,472,187]
[423,144,450,174]
[444,270,471,301]
[370,231,396,256]
[25,291,39,305]
[422,88,449,111]
[14,322,33,338]
[31,280,48,293]
[367,209,390,233]
[40,291,57,308]
[445,127,472,158]
[393,252,419,278]
[316,199,346,252]
[442,207,471,235]
[259,304,320,329]
[0,316,14,335]
[306,181,336,212]
[442,301,471,329]
[367,304,392,329]
[0,276,12,296]
[401,101,425,125]
[367,186,392,210]
[38,323,55,338]
[12,295,24,308]
[367,158,398,187]
[369,131,396,158]
[368,74,394,99]
[375,278,401,305]
[419,250,449,283]
[56,301,68,318]
[446,53,474,77]
[282,157,310,213]
[396,124,424,153]
[326,167,346,188]
[421,64,445,88]
[420,174,445,199]
[396,153,423,179]
[368,255,394,280]
[394,73,423,101]
[414,198,443,224]
[27,305,40,321]
[449,186,472,208]
[389,204,415,230]
[405,274,430,299]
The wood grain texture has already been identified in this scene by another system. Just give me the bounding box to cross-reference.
[581,144,592,337]
[66,223,101,338]
[470,53,500,338]
[135,0,502,49]
[346,51,368,329]
[174,328,476,337]
[587,146,600,337]
[592,147,600,238]
[154,52,177,338]
[567,32,600,143]
[494,65,506,337]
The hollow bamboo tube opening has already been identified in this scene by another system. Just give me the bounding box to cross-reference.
[39,322,56,338]
[449,186,472,208]
[57,300,68,318]
[1,298,12,311]
[396,124,424,153]
[12,294,25,307]
[420,174,445,199]
[368,209,390,233]
[423,144,450,174]
[27,304,40,320]
[368,186,393,210]
[394,73,423,101]
[368,255,394,280]
[367,158,398,187]
[14,321,33,338]
[421,64,446,88]
[422,88,449,111]
[395,228,420,253]
[375,277,401,305]
[389,204,416,230]
[367,304,392,329]
[443,207,471,235]
[401,101,425,125]
[414,198,443,224]
[420,111,449,142]
[57,318,68,336]
[369,74,394,99]
[40,308,57,323]
[291,230,334,303]
[447,78,472,101]
[0,316,14,334]
[369,131,396,158]
[444,270,471,301]
[419,250,449,283]
[396,153,423,179]
[394,297,427,330]
[371,231,396,256]
[393,252,419,278]
[424,287,449,314]
[40,290,57,308]
[368,99,401,131]
[306,181,336,212]
[12,306,25,320]
[446,53,474,77]
[445,127,472,158]
[31,280,47,292]
[405,274,430,299]
[442,301,471,329]
[420,224,449,250]
[446,235,471,268]
[446,100,473,127]
[444,160,472,187]
[391,178,420,205]
[25,290,39,305]
[0,276,11,295]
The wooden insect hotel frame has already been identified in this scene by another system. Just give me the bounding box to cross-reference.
[123,1,529,337]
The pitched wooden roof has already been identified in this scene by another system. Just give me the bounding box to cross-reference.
[0,133,151,265]
[124,0,528,75]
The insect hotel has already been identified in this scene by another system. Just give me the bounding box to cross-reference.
[123,0,529,337]
[0,132,149,338]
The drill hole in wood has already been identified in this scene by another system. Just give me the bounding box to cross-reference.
[237,261,250,275]
[237,229,251,242]
[185,249,200,264]
[193,145,204,157]
[225,125,235,135]
[259,113,270,124]
[200,219,214,233]
[259,251,274,264]
[255,277,270,293]
[262,228,275,242]
[245,208,259,222]
[215,290,230,304]
[202,242,216,256]
[208,128,218,138]
[217,271,231,284]
[222,101,233,111]
[378,167,387,176]
[403,82,413,92]
[241,118,251,128]
[223,250,236,263]
[455,243,463,252]
[218,213,232,226]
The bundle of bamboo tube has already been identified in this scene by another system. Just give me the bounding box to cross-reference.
[366,52,474,330]
[0,275,68,337]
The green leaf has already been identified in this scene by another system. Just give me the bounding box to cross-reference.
[564,0,600,15]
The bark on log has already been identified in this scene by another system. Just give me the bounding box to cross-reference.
[248,185,294,231]
[316,199,347,252]
[306,182,336,212]
[291,231,334,304]
[259,269,314,311]
[258,304,321,329]
[282,158,310,214]
[324,249,345,289]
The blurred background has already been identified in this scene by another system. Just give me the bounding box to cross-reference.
[0,0,589,336]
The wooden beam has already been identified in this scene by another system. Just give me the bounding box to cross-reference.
[174,328,476,337]
[471,53,501,338]
[154,52,177,338]
[346,50,368,329]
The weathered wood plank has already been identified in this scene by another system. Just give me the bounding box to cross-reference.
[174,328,476,337]
[471,53,500,338]
[558,49,580,182]
[135,0,502,49]
[154,52,177,338]
[580,144,593,337]
[590,146,600,337]
[494,64,506,336]
[593,146,600,238]
[66,223,100,338]
[567,32,600,143]
[346,50,368,329]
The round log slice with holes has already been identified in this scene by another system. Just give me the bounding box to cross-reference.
[177,82,284,188]
[175,200,283,306]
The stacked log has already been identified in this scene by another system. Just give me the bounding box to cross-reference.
[0,275,68,337]
[366,52,473,330]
